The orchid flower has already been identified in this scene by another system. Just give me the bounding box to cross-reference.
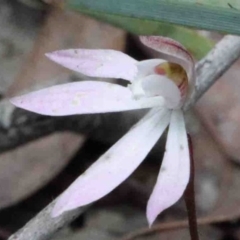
[10,36,195,226]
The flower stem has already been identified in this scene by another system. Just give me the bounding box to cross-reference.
[184,134,199,240]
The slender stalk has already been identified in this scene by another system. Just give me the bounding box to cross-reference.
[184,135,199,240]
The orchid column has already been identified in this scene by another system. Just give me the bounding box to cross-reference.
[10,36,195,226]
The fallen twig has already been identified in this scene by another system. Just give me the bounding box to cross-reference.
[8,200,87,240]
[121,211,240,240]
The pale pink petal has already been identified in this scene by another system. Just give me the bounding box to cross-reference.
[141,75,181,109]
[10,81,165,116]
[147,110,190,226]
[140,36,195,92]
[52,108,171,217]
[136,59,167,79]
[46,49,138,82]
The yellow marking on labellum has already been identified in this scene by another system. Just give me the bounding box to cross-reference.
[155,62,188,96]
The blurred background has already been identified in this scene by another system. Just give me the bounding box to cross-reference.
[1,1,240,239]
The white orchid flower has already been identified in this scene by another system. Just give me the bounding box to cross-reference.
[10,36,195,226]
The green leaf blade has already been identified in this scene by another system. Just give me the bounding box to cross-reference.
[67,0,240,35]
[67,2,214,59]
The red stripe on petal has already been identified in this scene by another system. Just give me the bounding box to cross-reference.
[140,36,194,63]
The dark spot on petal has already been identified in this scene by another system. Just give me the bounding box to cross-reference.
[104,153,111,160]
[161,167,166,172]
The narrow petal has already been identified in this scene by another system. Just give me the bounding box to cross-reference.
[52,108,171,217]
[140,36,195,92]
[46,49,138,82]
[10,81,165,116]
[141,75,181,109]
[147,110,190,226]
